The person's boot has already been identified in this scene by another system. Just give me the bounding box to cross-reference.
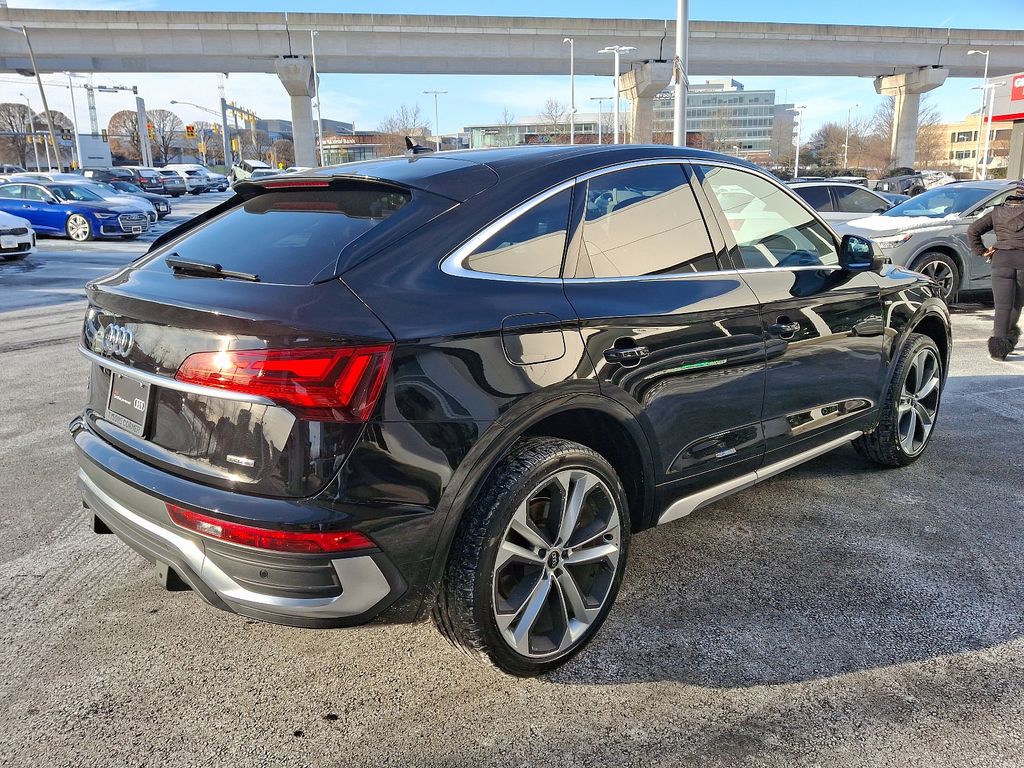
[1009,326,1021,351]
[989,337,1013,361]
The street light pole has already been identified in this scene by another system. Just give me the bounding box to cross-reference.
[66,73,84,170]
[673,0,689,146]
[424,90,446,151]
[973,81,1006,181]
[311,30,324,167]
[598,45,636,145]
[789,105,806,179]
[20,92,40,171]
[590,96,611,144]
[843,102,859,169]
[563,38,575,145]
[968,49,990,180]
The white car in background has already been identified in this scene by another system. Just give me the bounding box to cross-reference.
[0,209,36,261]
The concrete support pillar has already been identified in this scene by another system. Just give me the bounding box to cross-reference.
[1006,121,1024,182]
[275,56,316,168]
[873,66,948,168]
[620,61,673,144]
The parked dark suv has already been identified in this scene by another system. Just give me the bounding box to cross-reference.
[71,146,951,675]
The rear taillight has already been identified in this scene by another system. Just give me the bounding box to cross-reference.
[166,503,375,553]
[174,345,392,422]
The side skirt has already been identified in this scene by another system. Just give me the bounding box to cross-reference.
[657,430,863,526]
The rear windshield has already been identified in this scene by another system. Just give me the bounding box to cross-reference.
[146,185,411,284]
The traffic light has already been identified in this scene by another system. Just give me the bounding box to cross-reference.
[62,129,73,141]
[147,121,154,139]
[231,137,239,152]
[100,129,108,143]
[185,124,196,139]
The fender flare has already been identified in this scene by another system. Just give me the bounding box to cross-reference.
[418,383,657,615]
[885,298,951,390]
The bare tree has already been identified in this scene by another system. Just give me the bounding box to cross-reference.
[377,104,428,156]
[914,98,944,168]
[108,109,142,162]
[495,107,519,147]
[271,138,295,167]
[701,107,733,153]
[239,129,273,162]
[862,95,943,172]
[147,109,184,164]
[539,98,567,142]
[0,102,33,167]
[807,121,848,168]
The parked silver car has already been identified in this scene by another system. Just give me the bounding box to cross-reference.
[835,180,1015,300]
[790,181,896,224]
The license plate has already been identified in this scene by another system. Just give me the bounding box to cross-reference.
[1,235,18,249]
[106,372,151,437]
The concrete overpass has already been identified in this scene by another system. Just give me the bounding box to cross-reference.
[2,8,1021,166]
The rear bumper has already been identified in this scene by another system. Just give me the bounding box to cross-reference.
[71,418,406,628]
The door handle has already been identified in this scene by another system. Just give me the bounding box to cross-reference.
[603,345,651,364]
[767,318,801,340]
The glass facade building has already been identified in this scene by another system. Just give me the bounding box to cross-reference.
[653,79,793,157]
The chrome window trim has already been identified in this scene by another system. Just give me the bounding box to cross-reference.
[439,155,844,285]
[79,346,277,405]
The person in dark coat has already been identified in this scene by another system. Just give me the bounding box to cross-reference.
[968,179,1024,361]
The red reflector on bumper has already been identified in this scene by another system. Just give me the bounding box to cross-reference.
[166,503,376,554]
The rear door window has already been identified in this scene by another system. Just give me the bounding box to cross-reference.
[574,164,719,277]
[833,186,887,214]
[793,185,833,212]
[143,184,411,285]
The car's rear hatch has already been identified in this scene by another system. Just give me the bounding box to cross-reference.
[79,178,446,498]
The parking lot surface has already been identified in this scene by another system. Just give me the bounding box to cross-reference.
[0,192,233,313]
[1,224,1023,767]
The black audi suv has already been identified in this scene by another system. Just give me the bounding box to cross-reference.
[72,145,950,676]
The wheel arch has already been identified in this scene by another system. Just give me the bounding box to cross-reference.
[910,244,968,288]
[911,310,951,375]
[419,390,657,618]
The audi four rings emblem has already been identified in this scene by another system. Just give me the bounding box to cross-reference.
[102,324,134,357]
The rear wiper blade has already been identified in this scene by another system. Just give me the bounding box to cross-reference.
[165,255,260,282]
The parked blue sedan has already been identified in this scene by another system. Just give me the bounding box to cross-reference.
[0,181,151,241]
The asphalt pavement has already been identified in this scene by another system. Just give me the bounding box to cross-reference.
[0,192,233,313]
[1,226,1023,767]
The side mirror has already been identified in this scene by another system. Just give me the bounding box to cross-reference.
[839,234,884,272]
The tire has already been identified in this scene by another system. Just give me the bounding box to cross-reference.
[854,332,943,467]
[911,251,960,302]
[65,213,92,242]
[909,185,925,196]
[434,437,631,676]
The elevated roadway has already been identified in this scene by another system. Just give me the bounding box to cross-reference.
[2,9,1020,167]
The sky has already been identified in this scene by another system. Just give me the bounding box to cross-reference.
[3,0,1023,142]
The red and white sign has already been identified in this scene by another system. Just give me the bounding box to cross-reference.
[1012,74,1024,102]
[991,72,1024,122]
